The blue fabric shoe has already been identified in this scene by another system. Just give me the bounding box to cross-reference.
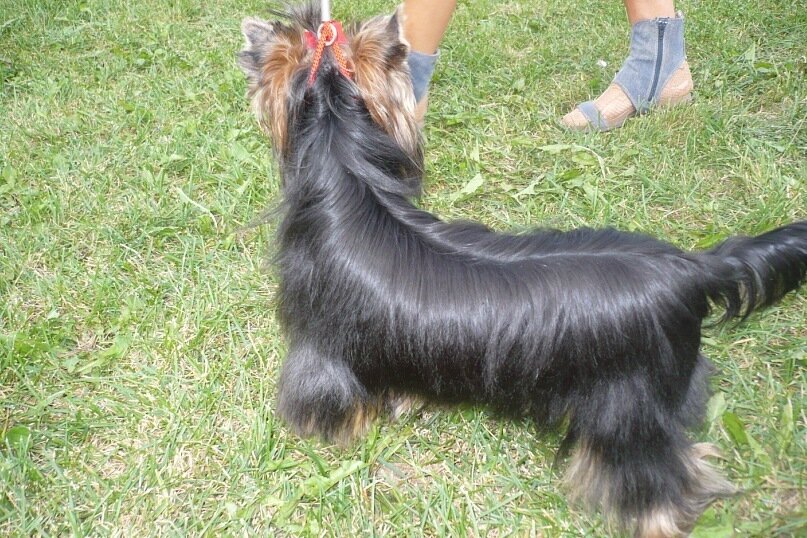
[563,13,693,132]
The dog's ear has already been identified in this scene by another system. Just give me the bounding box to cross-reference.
[238,15,308,154]
[386,8,401,39]
[239,17,275,82]
[350,8,420,158]
[385,7,409,64]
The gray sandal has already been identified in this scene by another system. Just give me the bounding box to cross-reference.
[564,13,693,132]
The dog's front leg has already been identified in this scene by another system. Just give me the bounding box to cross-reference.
[276,341,379,445]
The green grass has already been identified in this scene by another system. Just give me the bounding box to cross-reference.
[1,0,804,535]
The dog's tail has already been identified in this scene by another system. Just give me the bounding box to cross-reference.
[702,220,807,321]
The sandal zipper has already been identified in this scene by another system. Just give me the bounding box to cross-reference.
[646,19,668,103]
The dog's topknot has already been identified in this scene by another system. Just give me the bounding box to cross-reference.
[238,2,421,158]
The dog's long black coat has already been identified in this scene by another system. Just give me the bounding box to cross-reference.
[269,58,806,528]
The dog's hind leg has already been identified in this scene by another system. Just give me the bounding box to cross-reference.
[276,342,380,445]
[563,366,735,537]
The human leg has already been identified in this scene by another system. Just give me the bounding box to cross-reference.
[402,0,457,121]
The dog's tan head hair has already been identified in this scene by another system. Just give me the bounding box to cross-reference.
[238,4,420,157]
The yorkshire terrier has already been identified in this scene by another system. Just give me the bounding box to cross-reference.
[238,3,807,536]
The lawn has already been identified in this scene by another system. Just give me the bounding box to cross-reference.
[1,0,804,536]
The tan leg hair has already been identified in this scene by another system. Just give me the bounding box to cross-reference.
[564,441,737,538]
[383,391,422,420]
[682,442,738,507]
[300,392,420,446]
[635,444,736,537]
[294,398,382,447]
[563,441,617,517]
[343,399,381,444]
[635,506,686,538]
